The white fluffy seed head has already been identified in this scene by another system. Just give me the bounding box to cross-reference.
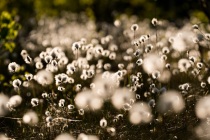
[100,118,107,128]
[68,104,75,110]
[23,111,39,125]
[45,110,51,116]
[54,133,75,140]
[25,73,33,81]
[162,47,170,54]
[21,49,28,58]
[204,33,210,40]
[143,54,165,74]
[66,64,76,75]
[35,61,43,69]
[109,52,116,60]
[75,90,103,111]
[131,24,139,31]
[157,90,185,113]
[75,90,91,109]
[8,95,22,108]
[55,73,69,85]
[46,116,52,122]
[24,55,32,64]
[195,121,210,139]
[8,62,20,73]
[92,73,119,99]
[111,88,135,110]
[67,77,74,84]
[107,127,116,136]
[129,111,142,125]
[12,79,22,88]
[196,95,210,119]
[157,70,171,83]
[58,86,65,91]
[200,82,206,88]
[196,62,203,69]
[42,92,48,98]
[78,109,85,115]
[178,58,191,72]
[172,35,188,52]
[95,45,103,55]
[77,133,88,140]
[129,102,152,124]
[89,96,103,110]
[44,55,53,63]
[31,98,39,107]
[86,135,99,140]
[151,18,158,26]
[72,42,81,51]
[152,70,161,79]
[102,50,110,57]
[192,24,199,30]
[136,58,143,66]
[208,76,210,85]
[0,93,9,116]
[58,57,69,67]
[35,70,53,86]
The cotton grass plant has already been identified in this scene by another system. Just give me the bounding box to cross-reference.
[0,13,210,139]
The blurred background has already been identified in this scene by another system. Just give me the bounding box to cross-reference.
[0,0,210,24]
[0,0,209,39]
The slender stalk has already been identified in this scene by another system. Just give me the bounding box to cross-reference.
[0,116,22,120]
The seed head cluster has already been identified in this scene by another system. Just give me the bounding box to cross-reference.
[2,13,210,139]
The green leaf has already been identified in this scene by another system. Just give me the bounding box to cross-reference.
[4,42,15,52]
[0,74,5,81]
